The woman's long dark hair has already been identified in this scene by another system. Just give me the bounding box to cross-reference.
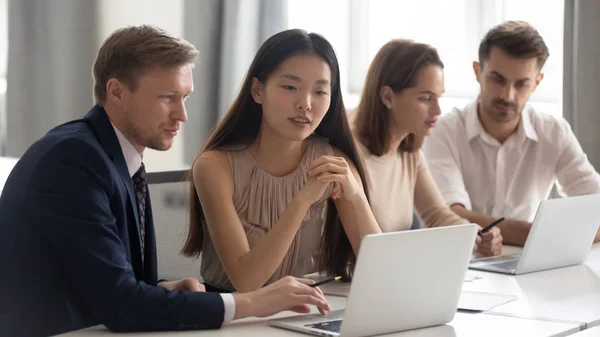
[181,29,371,280]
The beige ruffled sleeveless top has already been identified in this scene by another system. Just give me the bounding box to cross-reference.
[200,136,334,291]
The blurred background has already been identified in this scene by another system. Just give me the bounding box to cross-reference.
[0,0,597,173]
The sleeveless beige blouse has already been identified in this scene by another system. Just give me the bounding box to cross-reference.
[200,136,334,291]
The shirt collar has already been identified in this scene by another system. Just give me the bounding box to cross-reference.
[110,121,143,177]
[520,105,539,142]
[465,100,539,143]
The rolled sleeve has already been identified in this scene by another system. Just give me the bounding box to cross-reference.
[555,119,600,196]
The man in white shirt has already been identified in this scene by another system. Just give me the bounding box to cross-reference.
[423,20,600,246]
[0,25,329,337]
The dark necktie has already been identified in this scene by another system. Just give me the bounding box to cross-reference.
[132,163,147,264]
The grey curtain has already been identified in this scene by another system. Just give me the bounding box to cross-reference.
[5,0,98,157]
[182,0,288,163]
[0,0,6,155]
[563,0,600,170]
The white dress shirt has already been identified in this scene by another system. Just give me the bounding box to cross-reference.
[422,101,600,222]
[110,122,235,325]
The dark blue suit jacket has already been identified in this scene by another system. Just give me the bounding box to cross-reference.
[0,106,224,336]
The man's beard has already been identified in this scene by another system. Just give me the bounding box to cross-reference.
[121,112,170,152]
[482,97,522,124]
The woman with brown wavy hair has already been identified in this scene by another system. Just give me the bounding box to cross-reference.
[182,29,381,293]
[352,39,502,256]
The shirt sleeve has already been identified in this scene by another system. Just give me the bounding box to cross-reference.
[414,152,470,227]
[555,118,600,196]
[220,293,236,325]
[422,120,473,210]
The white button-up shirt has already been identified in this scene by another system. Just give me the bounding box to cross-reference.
[422,101,600,222]
[111,122,142,177]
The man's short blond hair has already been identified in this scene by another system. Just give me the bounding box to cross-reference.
[92,25,198,105]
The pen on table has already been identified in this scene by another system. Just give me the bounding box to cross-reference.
[310,276,342,287]
[478,217,505,235]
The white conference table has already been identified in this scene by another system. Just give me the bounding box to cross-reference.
[463,243,600,329]
[317,243,600,332]
[58,295,581,337]
[571,326,600,336]
[57,243,600,337]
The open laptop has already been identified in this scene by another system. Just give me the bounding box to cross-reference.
[469,193,600,275]
[269,224,478,337]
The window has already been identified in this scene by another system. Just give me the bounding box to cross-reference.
[287,0,352,103]
[288,0,564,116]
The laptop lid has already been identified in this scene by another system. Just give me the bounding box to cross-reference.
[271,224,478,337]
[340,224,477,337]
[515,193,600,274]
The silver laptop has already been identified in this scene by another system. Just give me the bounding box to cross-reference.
[269,224,478,337]
[469,193,600,275]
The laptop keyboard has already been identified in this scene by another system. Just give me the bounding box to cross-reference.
[490,259,519,270]
[306,319,343,333]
